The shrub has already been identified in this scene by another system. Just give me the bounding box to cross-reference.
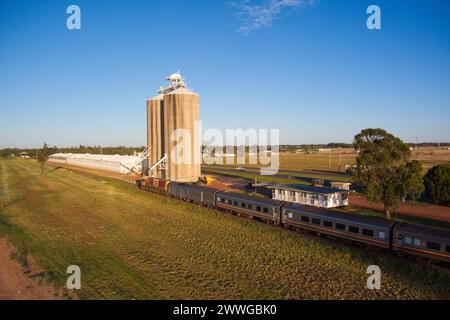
[423,164,450,205]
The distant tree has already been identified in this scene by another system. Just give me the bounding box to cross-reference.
[423,164,450,205]
[403,160,425,200]
[354,128,424,220]
[37,142,50,175]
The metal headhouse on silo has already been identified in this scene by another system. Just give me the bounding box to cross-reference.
[145,72,201,183]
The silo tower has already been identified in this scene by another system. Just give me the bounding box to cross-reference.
[163,85,201,182]
[146,93,164,175]
[146,72,201,183]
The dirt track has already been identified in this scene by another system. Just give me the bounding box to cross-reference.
[349,194,450,223]
[0,238,63,300]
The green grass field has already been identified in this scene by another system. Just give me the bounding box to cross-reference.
[0,159,449,299]
[202,167,352,186]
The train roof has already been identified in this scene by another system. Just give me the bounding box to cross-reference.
[395,222,450,240]
[172,182,221,192]
[283,203,394,228]
[267,184,348,194]
[218,191,284,206]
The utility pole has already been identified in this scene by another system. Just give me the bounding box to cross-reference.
[338,153,342,172]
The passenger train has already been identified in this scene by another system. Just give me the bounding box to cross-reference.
[137,178,450,263]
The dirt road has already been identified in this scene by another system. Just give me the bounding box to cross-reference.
[349,194,450,223]
[0,238,62,300]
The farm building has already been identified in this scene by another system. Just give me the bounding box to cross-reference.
[253,182,273,197]
[48,153,144,174]
[330,181,351,190]
[267,184,349,208]
[311,179,324,187]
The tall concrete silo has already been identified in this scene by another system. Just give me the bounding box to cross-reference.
[146,94,164,175]
[163,87,201,182]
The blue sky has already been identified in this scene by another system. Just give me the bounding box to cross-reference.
[1,0,449,148]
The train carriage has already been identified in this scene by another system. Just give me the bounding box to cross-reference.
[281,204,394,248]
[168,182,219,207]
[215,192,283,224]
[393,223,450,262]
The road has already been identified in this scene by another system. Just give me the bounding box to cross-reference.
[349,194,450,223]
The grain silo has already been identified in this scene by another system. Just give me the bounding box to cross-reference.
[163,86,201,182]
[146,94,164,176]
[145,72,201,183]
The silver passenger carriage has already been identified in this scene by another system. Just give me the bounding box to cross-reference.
[282,203,394,248]
[393,223,450,262]
[215,192,283,223]
[168,182,220,207]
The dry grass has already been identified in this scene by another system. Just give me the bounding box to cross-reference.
[410,147,450,171]
[207,147,449,173]
[0,159,449,299]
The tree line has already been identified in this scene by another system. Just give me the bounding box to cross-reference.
[0,145,146,158]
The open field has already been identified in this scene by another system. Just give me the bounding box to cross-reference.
[1,159,450,299]
[202,167,351,187]
[204,150,355,173]
[206,147,450,173]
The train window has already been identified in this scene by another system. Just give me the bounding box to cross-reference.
[446,245,450,253]
[378,232,385,239]
[263,207,269,213]
[426,241,441,251]
[219,197,225,203]
[349,226,359,234]
[413,239,421,247]
[233,201,238,206]
[312,218,320,225]
[247,204,252,210]
[323,221,333,228]
[256,206,261,212]
[336,223,345,231]
[362,229,374,237]
[301,216,310,223]
[404,237,412,245]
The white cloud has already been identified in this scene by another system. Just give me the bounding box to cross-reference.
[234,0,316,34]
